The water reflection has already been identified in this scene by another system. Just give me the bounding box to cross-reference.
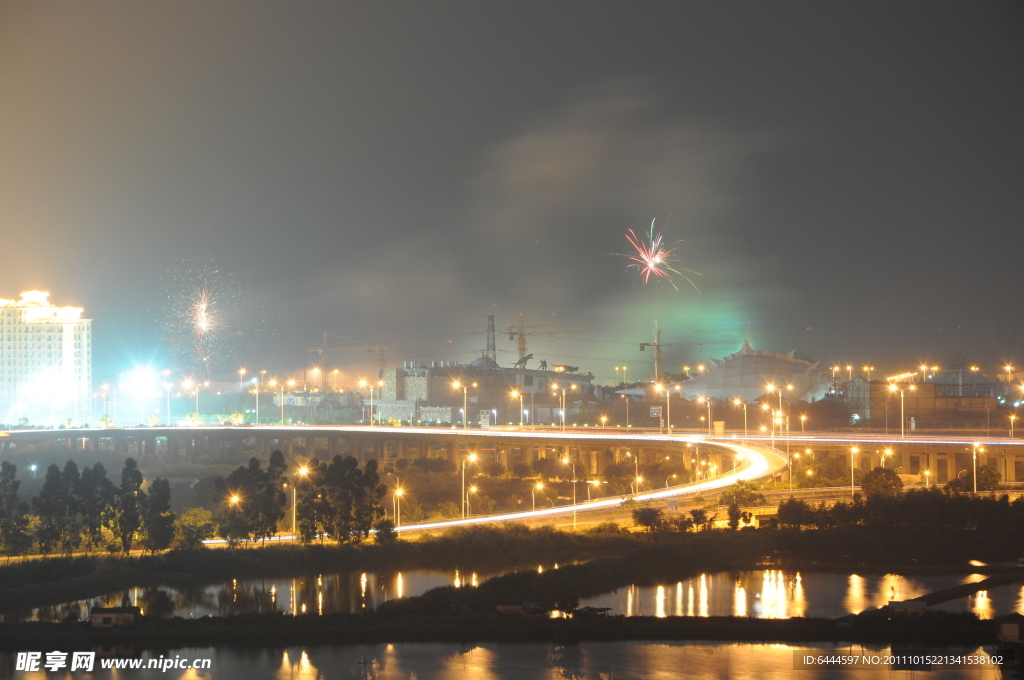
[0,642,1003,679]
[7,565,545,623]
[581,570,1023,620]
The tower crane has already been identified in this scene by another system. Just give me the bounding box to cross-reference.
[506,313,585,362]
[640,329,739,381]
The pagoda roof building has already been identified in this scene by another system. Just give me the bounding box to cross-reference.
[678,339,830,403]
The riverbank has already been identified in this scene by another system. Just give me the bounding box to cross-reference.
[0,611,992,649]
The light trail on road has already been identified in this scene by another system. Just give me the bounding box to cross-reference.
[393,436,787,533]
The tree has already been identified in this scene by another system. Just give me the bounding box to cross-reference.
[631,506,664,533]
[726,502,753,530]
[295,458,328,544]
[861,467,903,499]
[254,450,287,542]
[173,507,214,549]
[777,498,813,529]
[77,463,115,553]
[114,458,146,554]
[33,461,83,556]
[688,508,716,532]
[0,462,31,560]
[720,480,766,507]
[374,518,397,543]
[143,478,176,553]
[323,456,386,543]
[946,466,1001,493]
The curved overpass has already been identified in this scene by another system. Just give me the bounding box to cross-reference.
[0,424,789,532]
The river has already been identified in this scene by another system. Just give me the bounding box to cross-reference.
[0,642,1009,679]
[12,567,1024,623]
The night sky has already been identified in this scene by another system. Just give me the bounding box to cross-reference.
[1,2,1021,384]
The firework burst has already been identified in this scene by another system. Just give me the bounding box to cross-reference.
[159,260,241,375]
[623,219,702,291]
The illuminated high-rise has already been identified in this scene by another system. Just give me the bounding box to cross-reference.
[0,291,92,423]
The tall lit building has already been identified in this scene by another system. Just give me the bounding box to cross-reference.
[0,291,92,423]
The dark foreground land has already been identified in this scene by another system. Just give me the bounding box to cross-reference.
[2,523,1024,649]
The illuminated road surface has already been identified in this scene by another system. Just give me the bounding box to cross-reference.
[382,429,789,533]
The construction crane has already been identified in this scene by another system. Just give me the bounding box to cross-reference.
[640,329,738,381]
[310,332,452,386]
[506,313,585,362]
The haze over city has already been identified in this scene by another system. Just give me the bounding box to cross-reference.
[1,2,1020,384]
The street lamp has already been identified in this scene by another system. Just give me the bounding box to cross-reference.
[972,444,984,494]
[510,390,524,426]
[621,394,630,427]
[291,466,309,535]
[1007,365,1015,385]
[800,414,807,433]
[461,453,477,518]
[733,399,747,442]
[163,381,173,426]
[551,383,576,432]
[586,480,605,501]
[625,451,639,477]
[697,396,712,435]
[362,379,383,426]
[239,368,247,391]
[888,384,916,438]
[863,366,874,382]
[453,381,477,429]
[653,383,676,434]
[393,487,404,528]
[882,447,893,469]
[600,415,608,428]
[850,446,859,498]
[665,473,677,489]
[631,476,643,495]
[562,457,577,529]
[532,482,543,511]
[1011,414,1017,439]
[466,485,478,518]
[846,365,853,382]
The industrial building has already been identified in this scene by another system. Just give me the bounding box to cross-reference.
[373,356,598,425]
[0,291,92,424]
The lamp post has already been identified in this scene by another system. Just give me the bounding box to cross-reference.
[882,448,893,469]
[466,486,477,517]
[847,365,853,382]
[163,381,173,425]
[532,482,543,511]
[249,379,258,425]
[393,487,403,528]
[733,399,747,442]
[972,444,984,494]
[1011,414,1017,439]
[631,476,643,495]
[697,396,712,435]
[239,368,247,391]
[863,366,874,382]
[888,384,916,438]
[511,390,524,426]
[850,446,859,498]
[291,466,308,535]
[1007,365,1015,386]
[552,383,576,432]
[625,451,639,477]
[621,394,630,427]
[562,457,577,529]
[665,473,677,489]
[461,453,477,518]
[654,384,674,434]
[800,414,807,433]
[924,469,932,487]
[453,381,476,429]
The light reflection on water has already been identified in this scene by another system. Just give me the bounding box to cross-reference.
[0,642,1005,679]
[581,569,1024,619]
[9,568,1023,624]
[6,567,510,623]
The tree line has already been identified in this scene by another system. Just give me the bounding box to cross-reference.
[0,458,174,559]
[211,452,388,545]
